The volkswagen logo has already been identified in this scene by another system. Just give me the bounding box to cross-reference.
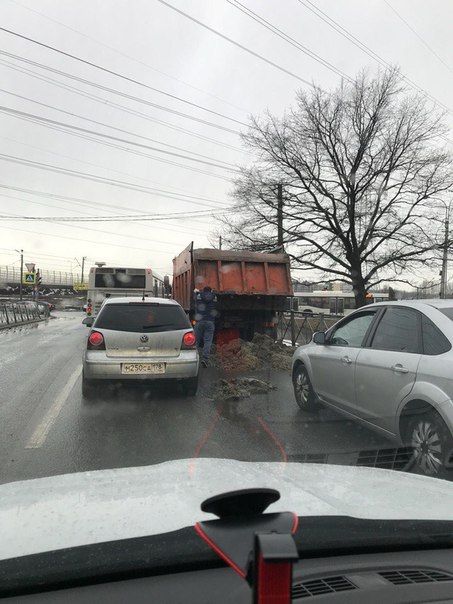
[140,335,149,343]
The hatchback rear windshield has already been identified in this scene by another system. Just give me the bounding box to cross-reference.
[94,303,191,332]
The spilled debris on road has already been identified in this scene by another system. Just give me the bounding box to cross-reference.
[214,333,296,373]
[212,334,296,400]
[215,377,276,400]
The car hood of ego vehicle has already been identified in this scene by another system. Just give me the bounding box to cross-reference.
[2,458,453,561]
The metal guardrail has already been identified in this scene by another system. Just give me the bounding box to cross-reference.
[277,311,342,346]
[0,265,75,286]
[0,301,50,329]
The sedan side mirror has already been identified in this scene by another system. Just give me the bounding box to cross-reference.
[313,331,326,345]
[82,317,94,327]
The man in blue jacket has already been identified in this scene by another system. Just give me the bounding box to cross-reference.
[194,286,218,367]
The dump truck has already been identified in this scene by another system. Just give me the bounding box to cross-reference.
[172,243,293,341]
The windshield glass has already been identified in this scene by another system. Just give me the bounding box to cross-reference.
[2,0,453,575]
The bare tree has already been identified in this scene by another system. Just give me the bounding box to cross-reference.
[220,69,452,307]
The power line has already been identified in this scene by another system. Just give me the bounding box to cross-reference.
[7,0,249,116]
[155,0,313,87]
[0,104,238,172]
[0,191,212,236]
[0,246,93,263]
[297,0,453,115]
[0,26,248,127]
[383,0,453,76]
[0,183,229,223]
[225,0,353,82]
[0,51,242,135]
[0,57,244,152]
[0,153,234,201]
[1,132,232,204]
[0,72,245,155]
[0,88,238,168]
[0,208,232,222]
[0,112,233,185]
[0,222,184,254]
[0,209,203,247]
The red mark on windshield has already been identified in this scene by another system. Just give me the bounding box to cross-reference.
[256,415,287,464]
[188,408,221,475]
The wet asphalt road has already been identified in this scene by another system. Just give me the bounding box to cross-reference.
[0,311,395,485]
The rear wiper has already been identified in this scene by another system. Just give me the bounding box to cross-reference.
[141,323,173,329]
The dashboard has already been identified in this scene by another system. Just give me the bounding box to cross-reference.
[3,548,453,603]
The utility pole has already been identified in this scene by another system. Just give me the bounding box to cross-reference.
[219,236,222,250]
[15,248,23,300]
[81,256,87,283]
[277,183,283,247]
[440,206,450,299]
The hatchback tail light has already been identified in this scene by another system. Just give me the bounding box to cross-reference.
[182,331,196,349]
[88,330,105,350]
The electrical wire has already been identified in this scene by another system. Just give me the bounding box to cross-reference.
[0,51,242,135]
[297,0,453,115]
[0,183,229,215]
[0,88,239,168]
[0,133,233,207]
[383,0,453,76]
[0,191,213,237]
[0,209,205,247]
[0,112,234,184]
[0,222,182,254]
[0,153,234,200]
[0,26,248,127]
[7,0,249,115]
[225,0,353,82]
[0,208,232,222]
[0,105,238,172]
[155,0,313,87]
[0,57,244,152]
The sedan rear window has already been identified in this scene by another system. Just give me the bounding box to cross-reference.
[94,303,191,332]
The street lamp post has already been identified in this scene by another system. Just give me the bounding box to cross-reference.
[81,256,86,284]
[15,249,23,300]
[439,202,452,299]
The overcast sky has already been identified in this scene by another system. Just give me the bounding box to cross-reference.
[1,0,452,280]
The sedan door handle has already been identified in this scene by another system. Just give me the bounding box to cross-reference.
[391,364,409,374]
[341,356,352,365]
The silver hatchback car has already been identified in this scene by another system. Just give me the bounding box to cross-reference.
[82,297,199,398]
[292,300,453,477]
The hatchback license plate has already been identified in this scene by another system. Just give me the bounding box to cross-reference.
[121,363,165,374]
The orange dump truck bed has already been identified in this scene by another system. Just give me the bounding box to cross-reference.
[172,243,293,312]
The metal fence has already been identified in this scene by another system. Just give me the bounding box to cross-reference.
[0,301,50,328]
[277,311,342,346]
[0,265,75,286]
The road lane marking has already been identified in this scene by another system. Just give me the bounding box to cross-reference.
[25,365,82,449]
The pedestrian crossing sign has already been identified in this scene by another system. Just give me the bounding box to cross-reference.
[23,272,36,284]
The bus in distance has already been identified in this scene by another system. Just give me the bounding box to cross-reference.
[86,265,169,317]
[293,290,389,316]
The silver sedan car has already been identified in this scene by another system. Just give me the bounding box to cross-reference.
[82,297,199,398]
[292,300,453,477]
